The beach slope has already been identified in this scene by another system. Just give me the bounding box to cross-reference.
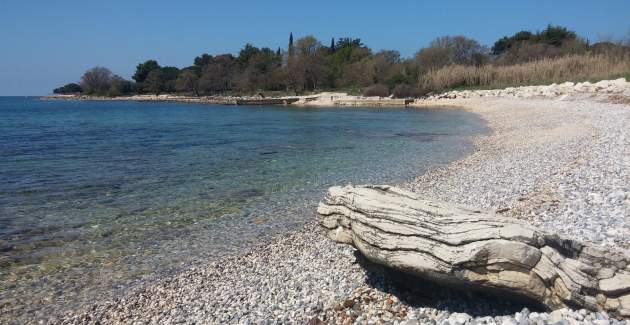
[59,85,629,324]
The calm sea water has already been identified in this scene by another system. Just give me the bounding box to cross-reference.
[0,97,487,321]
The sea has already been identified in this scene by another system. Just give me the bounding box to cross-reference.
[0,97,487,321]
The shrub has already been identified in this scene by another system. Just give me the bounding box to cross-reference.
[53,83,82,94]
[392,84,421,98]
[362,84,389,97]
[108,77,136,97]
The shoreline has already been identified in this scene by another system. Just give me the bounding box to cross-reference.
[42,92,412,107]
[44,78,630,109]
[53,88,630,323]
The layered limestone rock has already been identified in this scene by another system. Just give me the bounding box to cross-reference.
[318,185,630,318]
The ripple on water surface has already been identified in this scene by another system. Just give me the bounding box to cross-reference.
[0,97,487,322]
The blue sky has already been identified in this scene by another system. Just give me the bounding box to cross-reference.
[1,0,629,96]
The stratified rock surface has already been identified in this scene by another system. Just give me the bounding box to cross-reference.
[319,184,630,318]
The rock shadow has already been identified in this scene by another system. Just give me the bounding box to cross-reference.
[353,250,546,317]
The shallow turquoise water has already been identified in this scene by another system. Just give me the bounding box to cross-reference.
[0,97,487,320]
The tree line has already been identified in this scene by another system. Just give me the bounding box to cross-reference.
[54,25,630,97]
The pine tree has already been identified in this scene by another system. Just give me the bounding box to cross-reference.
[330,37,336,53]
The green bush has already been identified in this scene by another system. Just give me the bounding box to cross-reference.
[362,84,389,97]
[53,83,82,94]
[392,84,422,98]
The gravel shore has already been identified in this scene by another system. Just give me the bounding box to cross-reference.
[58,93,629,324]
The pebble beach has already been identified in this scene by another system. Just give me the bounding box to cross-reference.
[57,81,630,324]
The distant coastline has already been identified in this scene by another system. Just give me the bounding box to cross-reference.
[51,26,630,107]
[43,92,413,107]
[44,77,630,107]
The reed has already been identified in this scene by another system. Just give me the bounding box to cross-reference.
[420,54,630,91]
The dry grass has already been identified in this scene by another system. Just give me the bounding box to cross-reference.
[420,54,630,91]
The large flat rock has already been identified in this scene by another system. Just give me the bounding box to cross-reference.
[318,185,630,318]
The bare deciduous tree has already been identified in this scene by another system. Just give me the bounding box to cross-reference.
[414,47,451,72]
[429,35,488,66]
[176,70,199,95]
[80,66,113,95]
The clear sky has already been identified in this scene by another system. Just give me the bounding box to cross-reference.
[1,0,629,96]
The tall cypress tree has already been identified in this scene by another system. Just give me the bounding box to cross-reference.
[288,32,294,57]
[330,37,336,53]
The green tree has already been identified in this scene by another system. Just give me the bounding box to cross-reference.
[108,76,136,97]
[234,47,282,91]
[160,66,180,92]
[491,25,584,62]
[540,25,577,47]
[328,39,372,88]
[144,69,165,95]
[336,37,363,49]
[288,32,294,58]
[492,31,534,55]
[133,60,160,83]
[194,54,213,67]
[237,43,261,67]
